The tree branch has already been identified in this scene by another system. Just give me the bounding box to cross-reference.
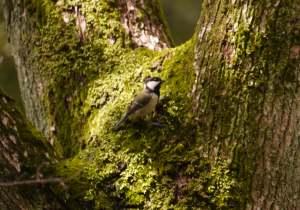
[0,151,94,189]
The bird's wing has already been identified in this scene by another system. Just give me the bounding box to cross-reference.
[126,89,151,115]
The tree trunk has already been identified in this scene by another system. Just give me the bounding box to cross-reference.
[2,0,300,209]
[194,0,300,209]
[0,86,61,208]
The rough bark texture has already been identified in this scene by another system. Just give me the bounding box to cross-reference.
[2,0,300,209]
[117,0,173,50]
[0,86,58,209]
[193,0,300,209]
[2,0,51,140]
[3,0,174,158]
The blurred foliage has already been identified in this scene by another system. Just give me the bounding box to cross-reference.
[161,0,203,45]
[0,0,202,114]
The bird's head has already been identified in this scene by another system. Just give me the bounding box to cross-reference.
[144,77,166,92]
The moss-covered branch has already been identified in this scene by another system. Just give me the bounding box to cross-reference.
[2,0,300,209]
[0,86,59,208]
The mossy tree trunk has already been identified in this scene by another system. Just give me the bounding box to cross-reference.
[1,0,300,209]
[0,87,61,208]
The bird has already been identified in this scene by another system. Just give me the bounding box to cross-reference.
[112,77,166,131]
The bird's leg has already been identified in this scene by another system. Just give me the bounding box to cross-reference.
[144,117,164,126]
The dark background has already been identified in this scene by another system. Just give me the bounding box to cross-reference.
[0,0,202,113]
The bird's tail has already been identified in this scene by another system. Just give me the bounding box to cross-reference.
[112,114,130,131]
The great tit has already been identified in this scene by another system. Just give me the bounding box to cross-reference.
[112,77,166,131]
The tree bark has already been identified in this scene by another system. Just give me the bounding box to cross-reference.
[2,0,300,209]
[194,0,300,209]
[0,86,60,209]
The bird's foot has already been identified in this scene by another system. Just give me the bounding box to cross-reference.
[150,120,164,126]
[144,118,164,126]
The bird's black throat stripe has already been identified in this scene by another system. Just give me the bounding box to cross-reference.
[146,86,160,97]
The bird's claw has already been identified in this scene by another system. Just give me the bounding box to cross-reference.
[150,120,164,126]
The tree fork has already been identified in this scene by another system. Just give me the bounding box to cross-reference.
[1,0,300,209]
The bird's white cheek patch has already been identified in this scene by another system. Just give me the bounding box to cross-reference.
[147,81,160,90]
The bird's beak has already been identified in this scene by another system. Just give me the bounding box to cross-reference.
[161,80,166,83]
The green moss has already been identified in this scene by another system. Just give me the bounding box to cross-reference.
[40,30,249,208]
[19,0,266,208]
[0,86,56,207]
[23,0,54,26]
[0,86,55,168]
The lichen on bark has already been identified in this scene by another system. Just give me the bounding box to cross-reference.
[2,0,300,209]
[193,0,300,209]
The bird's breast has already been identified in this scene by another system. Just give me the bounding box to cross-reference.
[133,93,158,116]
